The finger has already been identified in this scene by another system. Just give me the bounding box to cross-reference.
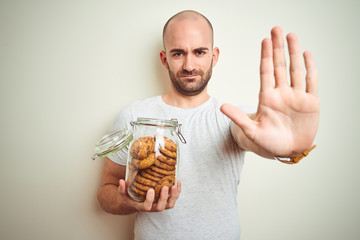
[166,185,178,209]
[155,186,169,211]
[260,38,274,92]
[286,33,303,90]
[271,26,287,87]
[167,180,181,209]
[118,179,127,195]
[142,188,155,211]
[303,51,318,96]
[220,104,256,138]
[177,180,182,194]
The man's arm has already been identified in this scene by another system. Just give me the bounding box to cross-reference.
[221,27,319,158]
[97,158,136,214]
[97,158,181,214]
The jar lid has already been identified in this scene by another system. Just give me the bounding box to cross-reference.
[134,117,179,127]
[132,118,186,144]
[92,129,133,160]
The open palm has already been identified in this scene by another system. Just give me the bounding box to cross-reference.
[221,27,319,157]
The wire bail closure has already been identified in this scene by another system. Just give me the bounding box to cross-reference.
[176,123,186,144]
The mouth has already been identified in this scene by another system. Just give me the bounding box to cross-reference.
[181,74,198,79]
[181,76,198,83]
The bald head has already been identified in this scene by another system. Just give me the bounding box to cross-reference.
[162,10,214,50]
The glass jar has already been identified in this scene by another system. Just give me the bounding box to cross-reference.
[92,117,186,202]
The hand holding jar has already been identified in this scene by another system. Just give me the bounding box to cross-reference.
[117,178,181,212]
[93,118,186,209]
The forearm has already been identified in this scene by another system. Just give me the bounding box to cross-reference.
[97,184,137,215]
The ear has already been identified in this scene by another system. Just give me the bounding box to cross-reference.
[160,50,169,70]
[212,47,220,67]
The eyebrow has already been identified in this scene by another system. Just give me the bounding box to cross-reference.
[169,48,185,53]
[194,47,209,52]
[169,47,210,53]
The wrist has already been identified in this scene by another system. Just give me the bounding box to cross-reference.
[98,184,137,215]
[275,145,317,164]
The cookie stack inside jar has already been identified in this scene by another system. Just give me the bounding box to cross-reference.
[126,133,179,202]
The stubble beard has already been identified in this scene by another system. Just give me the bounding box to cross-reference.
[167,61,213,96]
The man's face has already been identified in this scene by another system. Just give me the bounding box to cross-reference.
[161,18,219,96]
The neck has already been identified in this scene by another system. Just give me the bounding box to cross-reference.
[162,87,210,109]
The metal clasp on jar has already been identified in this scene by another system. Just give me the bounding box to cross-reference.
[171,118,186,144]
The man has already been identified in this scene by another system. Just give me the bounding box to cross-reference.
[97,10,319,240]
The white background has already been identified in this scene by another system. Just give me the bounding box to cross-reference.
[1,0,359,239]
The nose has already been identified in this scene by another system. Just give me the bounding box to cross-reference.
[182,54,196,72]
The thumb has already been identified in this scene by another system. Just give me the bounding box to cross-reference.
[220,103,255,136]
[118,179,127,195]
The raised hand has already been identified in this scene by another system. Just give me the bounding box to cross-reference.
[221,27,319,157]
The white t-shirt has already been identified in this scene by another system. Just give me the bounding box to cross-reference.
[109,96,252,240]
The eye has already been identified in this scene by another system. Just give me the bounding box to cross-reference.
[172,52,183,57]
[195,50,206,55]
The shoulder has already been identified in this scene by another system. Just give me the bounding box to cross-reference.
[110,96,161,131]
